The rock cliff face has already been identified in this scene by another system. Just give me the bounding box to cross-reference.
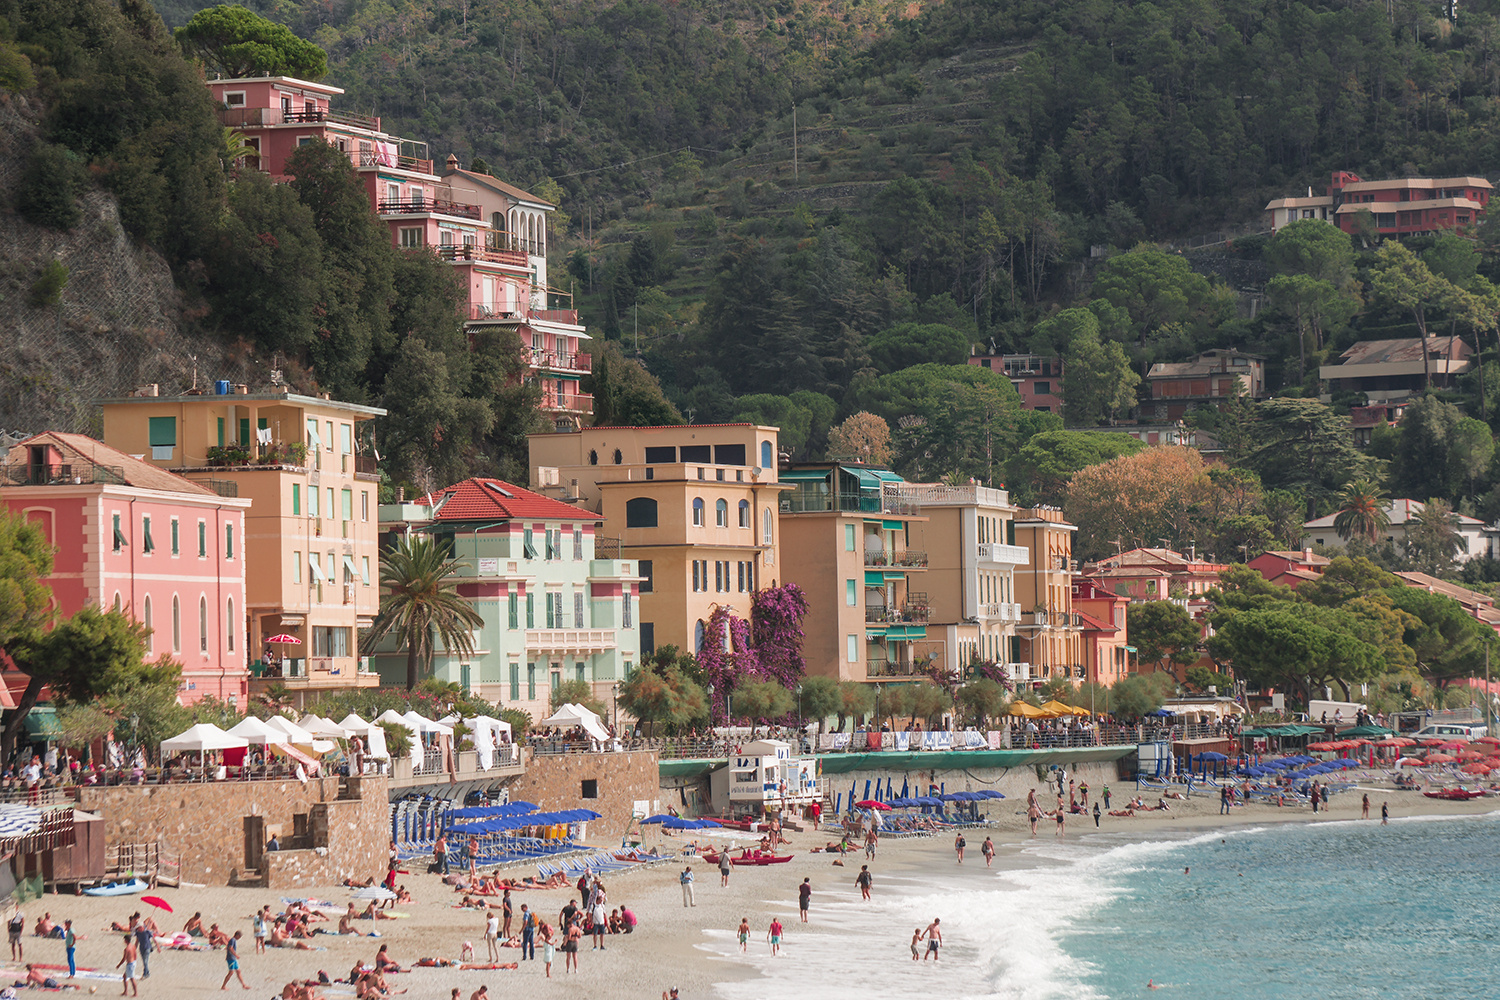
[0,93,252,437]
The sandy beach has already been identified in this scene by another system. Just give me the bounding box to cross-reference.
[6,781,1492,1000]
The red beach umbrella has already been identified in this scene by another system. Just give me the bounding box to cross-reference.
[1474,736,1500,745]
[1436,740,1468,751]
[1424,753,1458,764]
[141,895,172,913]
[1460,761,1494,775]
[265,633,302,644]
[1373,738,1406,748]
[854,800,890,811]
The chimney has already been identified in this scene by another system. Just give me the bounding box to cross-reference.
[396,486,404,502]
[1303,548,1313,561]
[446,153,458,172]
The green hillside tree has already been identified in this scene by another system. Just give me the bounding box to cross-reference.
[175,5,328,80]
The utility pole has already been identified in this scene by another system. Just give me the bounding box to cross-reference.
[792,104,798,183]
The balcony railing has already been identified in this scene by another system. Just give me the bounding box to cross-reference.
[354,455,378,476]
[1,462,125,486]
[1020,610,1084,628]
[978,542,1029,565]
[354,148,434,173]
[194,478,240,498]
[439,244,528,267]
[468,304,524,322]
[780,488,921,516]
[540,391,594,416]
[282,107,380,129]
[529,350,593,373]
[866,603,930,624]
[863,549,928,568]
[866,659,923,678]
[378,197,480,220]
[529,309,579,325]
[595,536,622,559]
[980,602,1021,621]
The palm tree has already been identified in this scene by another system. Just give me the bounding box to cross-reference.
[1405,498,1466,574]
[1332,479,1390,543]
[360,534,483,690]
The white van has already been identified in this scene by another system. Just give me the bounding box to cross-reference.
[1410,723,1489,740]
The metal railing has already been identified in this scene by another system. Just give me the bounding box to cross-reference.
[867,659,923,678]
[2,461,125,486]
[595,536,622,559]
[540,391,594,415]
[378,197,480,219]
[468,304,523,321]
[529,350,593,373]
[355,148,434,173]
[282,107,380,129]
[865,604,930,624]
[864,549,928,568]
[354,455,378,476]
[438,244,528,267]
[195,478,240,498]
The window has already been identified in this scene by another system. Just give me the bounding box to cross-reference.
[575,591,586,628]
[312,625,351,658]
[527,663,536,700]
[694,620,705,653]
[847,634,858,663]
[738,499,751,528]
[1035,381,1050,395]
[199,597,208,652]
[306,417,321,451]
[645,446,676,464]
[692,498,704,526]
[622,584,632,628]
[714,444,746,466]
[761,441,773,469]
[325,422,334,453]
[763,508,773,545]
[523,528,537,559]
[641,622,655,656]
[361,491,369,522]
[341,488,353,522]
[143,597,153,654]
[361,556,370,585]
[226,523,235,559]
[112,514,124,552]
[625,498,658,528]
[198,521,207,557]
[170,519,179,556]
[509,590,519,629]
[846,579,857,606]
[148,417,176,459]
[142,515,154,553]
[575,661,585,683]
[227,597,235,651]
[639,560,653,593]
[692,560,704,593]
[588,449,598,465]
[399,227,421,247]
[293,483,301,516]
[224,90,245,107]
[714,561,723,592]
[308,484,319,518]
[326,487,334,517]
[552,591,564,627]
[509,663,520,701]
[581,779,598,799]
[171,596,181,653]
[340,423,352,457]
[293,551,302,584]
[845,524,856,551]
[715,499,728,527]
[573,528,583,561]
[113,592,121,612]
[613,449,623,465]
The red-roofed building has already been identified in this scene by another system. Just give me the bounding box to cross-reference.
[1072,576,1130,685]
[1247,549,1330,590]
[378,478,641,720]
[1,432,252,705]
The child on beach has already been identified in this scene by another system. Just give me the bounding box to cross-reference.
[737,918,750,953]
[910,928,923,961]
[767,918,783,957]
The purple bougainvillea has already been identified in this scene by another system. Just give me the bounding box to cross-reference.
[695,585,811,724]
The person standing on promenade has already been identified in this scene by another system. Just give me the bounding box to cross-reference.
[116,934,138,997]
[680,866,695,907]
[220,931,248,991]
[855,866,872,900]
[797,878,811,922]
[922,918,942,961]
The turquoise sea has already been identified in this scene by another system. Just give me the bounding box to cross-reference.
[706,811,1500,1000]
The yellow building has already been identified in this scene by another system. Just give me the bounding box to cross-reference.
[886,483,1029,684]
[1012,506,1083,684]
[776,463,927,684]
[99,383,385,705]
[528,424,783,657]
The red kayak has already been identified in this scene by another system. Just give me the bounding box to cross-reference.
[1423,788,1485,800]
[730,852,793,866]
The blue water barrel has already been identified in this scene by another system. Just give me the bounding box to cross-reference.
[215,379,232,395]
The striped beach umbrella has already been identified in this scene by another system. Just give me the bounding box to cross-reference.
[0,805,42,839]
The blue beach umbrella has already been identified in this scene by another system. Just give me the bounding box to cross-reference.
[641,814,676,824]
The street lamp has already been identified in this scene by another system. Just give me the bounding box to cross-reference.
[796,683,804,751]
[707,682,715,728]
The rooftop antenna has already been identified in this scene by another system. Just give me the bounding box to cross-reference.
[189,355,198,391]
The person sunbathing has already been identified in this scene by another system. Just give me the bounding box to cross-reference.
[354,972,386,999]
[458,896,483,910]
[358,902,394,921]
[1108,809,1136,817]
[394,886,412,904]
[268,925,315,950]
[34,915,56,939]
[343,876,376,888]
[183,913,205,937]
[608,910,622,934]
[207,924,230,947]
[373,945,405,973]
[1157,798,1173,811]
[24,964,52,987]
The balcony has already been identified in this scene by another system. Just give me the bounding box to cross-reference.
[980,602,1021,621]
[354,454,378,479]
[189,477,240,498]
[978,542,1029,565]
[865,603,930,625]
[1,461,125,486]
[1019,610,1084,629]
[282,107,380,129]
[540,391,594,416]
[529,350,593,374]
[377,197,480,220]
[529,309,580,325]
[866,659,923,679]
[595,536,622,559]
[863,549,928,569]
[439,244,528,267]
[779,488,922,516]
[468,304,524,323]
[524,628,618,653]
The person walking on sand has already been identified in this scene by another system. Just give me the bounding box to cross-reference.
[116,935,137,997]
[8,907,23,961]
[766,917,783,957]
[922,918,942,961]
[719,848,731,887]
[539,921,555,979]
[1102,784,1111,810]
[1092,802,1101,828]
[1055,806,1065,839]
[484,909,500,961]
[564,916,582,974]
[737,918,750,953]
[981,837,995,867]
[798,878,811,922]
[680,865,696,907]
[500,889,513,939]
[954,832,965,863]
[220,930,249,990]
[519,904,536,961]
[1362,793,1370,819]
[1028,799,1041,838]
[855,865,872,900]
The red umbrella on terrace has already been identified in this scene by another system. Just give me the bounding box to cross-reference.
[855,800,890,810]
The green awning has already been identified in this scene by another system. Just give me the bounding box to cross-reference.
[865,625,887,638]
[852,469,884,490]
[884,625,927,640]
[883,571,907,581]
[779,469,830,483]
[882,520,904,530]
[814,746,1137,775]
[1338,725,1393,737]
[23,708,61,740]
[864,571,885,587]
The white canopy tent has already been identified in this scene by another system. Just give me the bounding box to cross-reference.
[160,723,248,759]
[402,711,453,736]
[299,715,351,739]
[338,713,388,761]
[225,717,281,744]
[376,709,416,731]
[541,703,610,742]
[440,714,512,768]
[264,715,335,754]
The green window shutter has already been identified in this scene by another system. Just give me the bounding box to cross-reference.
[341,489,353,521]
[509,663,519,701]
[545,592,555,628]
[508,592,519,629]
[112,514,124,552]
[198,521,206,557]
[142,516,154,553]
[171,520,179,555]
[238,418,249,446]
[526,592,534,628]
[217,418,225,447]
[148,417,176,447]
[226,523,235,559]
[523,528,536,559]
[292,484,301,516]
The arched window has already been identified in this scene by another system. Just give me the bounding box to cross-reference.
[738,499,750,528]
[694,619,705,654]
[692,498,705,527]
[171,595,181,653]
[761,441,773,469]
[227,597,235,652]
[715,499,728,527]
[763,508,774,545]
[613,449,623,465]
[625,497,658,528]
[199,596,208,652]
[112,592,121,612]
[143,597,153,654]
[588,449,598,466]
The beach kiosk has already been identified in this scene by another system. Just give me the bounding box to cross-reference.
[715,739,819,817]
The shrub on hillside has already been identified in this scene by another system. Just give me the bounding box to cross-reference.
[17,142,87,230]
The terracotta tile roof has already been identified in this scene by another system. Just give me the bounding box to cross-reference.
[1260,550,1332,566]
[1334,338,1469,366]
[7,432,216,496]
[447,169,551,207]
[1393,571,1495,608]
[416,478,602,522]
[1075,609,1118,633]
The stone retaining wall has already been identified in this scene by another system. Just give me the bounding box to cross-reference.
[507,751,658,842]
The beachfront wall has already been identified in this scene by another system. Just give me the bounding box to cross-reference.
[820,756,1129,813]
[76,775,390,886]
[507,749,658,842]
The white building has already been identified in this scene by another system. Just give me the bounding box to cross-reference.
[1302,498,1497,563]
[712,740,818,814]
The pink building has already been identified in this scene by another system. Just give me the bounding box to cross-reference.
[208,76,594,428]
[1,433,251,705]
[967,353,1063,412]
